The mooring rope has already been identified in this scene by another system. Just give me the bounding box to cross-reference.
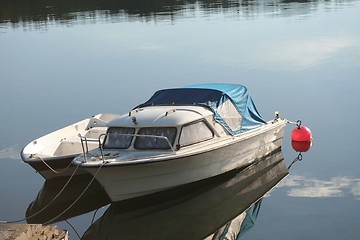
[36,154,74,174]
[0,163,81,224]
[91,208,100,224]
[65,219,81,239]
[43,162,107,225]
[287,119,302,128]
[287,153,303,170]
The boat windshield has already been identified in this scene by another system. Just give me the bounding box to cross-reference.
[134,127,177,150]
[103,127,135,149]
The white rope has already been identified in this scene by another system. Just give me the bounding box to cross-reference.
[1,164,80,224]
[287,119,302,127]
[44,162,107,225]
[286,120,297,125]
[36,154,73,174]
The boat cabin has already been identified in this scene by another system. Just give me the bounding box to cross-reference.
[102,105,223,151]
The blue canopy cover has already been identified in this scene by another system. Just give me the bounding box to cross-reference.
[136,83,266,135]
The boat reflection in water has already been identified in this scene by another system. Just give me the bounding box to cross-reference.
[26,149,288,239]
[26,174,111,224]
[83,149,288,239]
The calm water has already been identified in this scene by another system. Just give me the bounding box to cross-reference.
[1,0,359,239]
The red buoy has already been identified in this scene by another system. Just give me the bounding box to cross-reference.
[291,120,313,152]
[291,125,312,142]
[292,140,312,152]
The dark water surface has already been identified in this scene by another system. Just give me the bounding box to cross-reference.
[1,0,359,239]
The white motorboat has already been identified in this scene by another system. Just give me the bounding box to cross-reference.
[21,113,120,179]
[73,84,287,202]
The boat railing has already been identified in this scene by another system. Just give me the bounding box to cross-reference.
[79,133,175,162]
[79,135,101,162]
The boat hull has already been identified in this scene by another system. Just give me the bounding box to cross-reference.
[23,155,88,180]
[84,119,287,202]
[82,149,288,240]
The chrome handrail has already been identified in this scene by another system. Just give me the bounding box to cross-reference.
[79,134,101,162]
[79,133,175,163]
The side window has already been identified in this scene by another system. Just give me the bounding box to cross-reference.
[179,121,214,147]
[103,127,135,149]
[217,98,242,132]
[135,127,177,149]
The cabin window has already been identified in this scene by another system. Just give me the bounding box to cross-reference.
[103,127,135,149]
[217,98,242,132]
[134,127,177,149]
[179,121,214,147]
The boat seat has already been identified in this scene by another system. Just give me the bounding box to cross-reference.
[53,140,98,156]
[53,141,82,156]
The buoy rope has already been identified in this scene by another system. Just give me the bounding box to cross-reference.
[287,153,303,170]
[287,119,302,129]
[36,154,74,174]
[0,164,81,224]
[43,162,107,225]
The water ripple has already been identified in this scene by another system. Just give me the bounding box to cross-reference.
[0,145,20,160]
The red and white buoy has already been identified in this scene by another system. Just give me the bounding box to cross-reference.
[291,120,313,152]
